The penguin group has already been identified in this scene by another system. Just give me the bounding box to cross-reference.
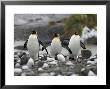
[23,31,86,67]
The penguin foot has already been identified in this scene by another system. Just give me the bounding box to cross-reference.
[69,57,75,61]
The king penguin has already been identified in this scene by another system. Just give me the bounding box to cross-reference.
[24,31,48,62]
[68,32,86,59]
[50,33,62,57]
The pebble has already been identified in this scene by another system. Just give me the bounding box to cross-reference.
[87,61,95,65]
[14,68,22,76]
[21,72,26,76]
[22,65,29,70]
[94,59,97,63]
[46,57,55,62]
[88,70,96,76]
[42,63,49,69]
[81,68,86,72]
[15,63,20,68]
[38,68,44,72]
[71,74,79,76]
[50,72,56,76]
[37,61,44,68]
[66,61,74,66]
[26,71,35,76]
[39,73,50,76]
[81,49,92,59]
[57,54,65,62]
[17,59,21,63]
[48,61,58,66]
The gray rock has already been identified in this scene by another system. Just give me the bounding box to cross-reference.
[39,73,50,76]
[14,68,22,76]
[15,63,20,68]
[81,49,92,59]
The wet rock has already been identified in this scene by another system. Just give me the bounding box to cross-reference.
[37,61,44,68]
[57,54,65,62]
[89,55,97,61]
[50,72,56,76]
[87,61,95,65]
[46,57,55,62]
[63,72,73,76]
[81,49,92,59]
[71,74,79,76]
[21,72,26,76]
[88,70,96,76]
[15,63,20,68]
[42,63,49,69]
[26,71,35,76]
[48,60,58,66]
[38,68,44,72]
[39,73,50,76]
[66,61,74,66]
[81,68,86,72]
[14,68,22,76]
[22,65,29,70]
[80,69,89,76]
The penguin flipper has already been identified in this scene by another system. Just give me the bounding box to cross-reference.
[24,40,28,48]
[60,38,72,54]
[66,46,72,54]
[38,40,48,54]
[62,45,72,54]
[80,41,86,49]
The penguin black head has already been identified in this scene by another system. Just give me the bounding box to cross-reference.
[31,31,36,35]
[53,33,60,37]
[74,32,78,35]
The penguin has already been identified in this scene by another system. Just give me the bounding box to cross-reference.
[50,33,62,57]
[24,31,48,62]
[68,32,86,60]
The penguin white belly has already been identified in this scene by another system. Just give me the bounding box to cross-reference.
[69,35,81,59]
[50,38,62,56]
[27,37,39,61]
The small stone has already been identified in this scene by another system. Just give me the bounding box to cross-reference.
[26,71,35,76]
[38,68,44,72]
[66,61,73,66]
[22,65,29,70]
[37,61,44,68]
[87,61,95,65]
[81,49,92,59]
[15,63,20,68]
[21,72,26,76]
[81,69,89,76]
[81,68,86,72]
[71,74,79,76]
[39,73,50,76]
[17,59,21,63]
[50,72,56,76]
[58,74,62,76]
[57,54,65,62]
[14,68,22,76]
[42,63,49,69]
[46,57,55,62]
[88,70,96,76]
[48,61,57,66]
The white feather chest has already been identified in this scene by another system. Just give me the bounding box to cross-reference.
[68,35,81,58]
[50,37,62,56]
[27,35,39,60]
